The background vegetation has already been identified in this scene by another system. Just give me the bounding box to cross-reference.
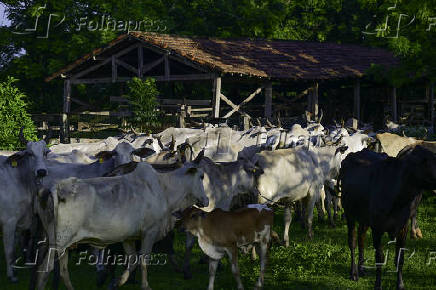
[0,76,37,149]
[0,0,435,114]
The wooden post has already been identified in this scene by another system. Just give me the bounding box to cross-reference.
[265,81,272,120]
[111,55,117,83]
[392,86,398,123]
[179,105,186,128]
[61,79,71,144]
[353,79,361,129]
[137,46,143,77]
[428,82,435,133]
[311,82,319,121]
[306,87,313,122]
[213,76,221,118]
[243,115,250,130]
[164,53,170,81]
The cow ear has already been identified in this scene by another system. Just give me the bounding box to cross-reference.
[133,148,155,158]
[335,145,348,155]
[185,167,198,175]
[95,151,115,162]
[6,151,27,167]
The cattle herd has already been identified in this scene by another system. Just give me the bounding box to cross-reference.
[0,120,435,290]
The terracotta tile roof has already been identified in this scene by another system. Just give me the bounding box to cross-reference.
[46,32,398,82]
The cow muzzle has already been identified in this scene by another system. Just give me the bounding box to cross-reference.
[195,197,209,208]
[36,169,47,177]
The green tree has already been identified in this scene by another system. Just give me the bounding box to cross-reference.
[126,77,159,132]
[0,77,37,150]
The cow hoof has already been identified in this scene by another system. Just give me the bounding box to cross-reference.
[8,276,18,283]
[416,228,423,239]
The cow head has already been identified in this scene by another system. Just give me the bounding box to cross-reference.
[95,142,156,167]
[172,206,206,233]
[6,127,50,181]
[398,145,436,189]
[183,166,209,208]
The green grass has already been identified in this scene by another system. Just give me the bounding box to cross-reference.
[1,195,436,290]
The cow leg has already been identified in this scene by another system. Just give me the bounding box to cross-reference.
[372,231,384,290]
[283,206,292,247]
[254,241,269,290]
[358,224,369,277]
[316,186,326,223]
[96,248,108,287]
[183,232,196,279]
[139,231,159,290]
[36,247,55,290]
[208,258,220,290]
[225,247,244,290]
[110,241,137,289]
[395,225,408,290]
[305,192,318,239]
[325,192,334,227]
[59,250,74,290]
[410,194,422,239]
[347,219,358,281]
[333,197,339,221]
[163,231,181,273]
[2,221,18,282]
[316,200,324,223]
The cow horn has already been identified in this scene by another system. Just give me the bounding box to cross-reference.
[156,136,164,150]
[193,149,204,164]
[266,119,274,128]
[43,127,53,144]
[256,118,261,127]
[318,109,324,124]
[19,126,29,145]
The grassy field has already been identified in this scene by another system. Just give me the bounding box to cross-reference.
[1,195,436,290]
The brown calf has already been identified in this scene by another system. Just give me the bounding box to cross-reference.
[176,206,274,290]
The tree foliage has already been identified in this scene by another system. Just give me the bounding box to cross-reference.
[0,76,37,150]
[126,77,159,132]
[0,0,435,114]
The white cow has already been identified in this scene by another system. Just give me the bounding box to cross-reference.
[0,134,50,282]
[35,162,208,290]
[252,145,348,244]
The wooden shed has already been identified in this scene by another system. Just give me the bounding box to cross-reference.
[46,32,399,143]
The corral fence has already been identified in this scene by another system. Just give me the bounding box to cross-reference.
[32,97,215,141]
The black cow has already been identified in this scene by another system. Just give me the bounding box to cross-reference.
[339,146,436,290]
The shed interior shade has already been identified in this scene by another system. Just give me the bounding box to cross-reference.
[46,32,398,82]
